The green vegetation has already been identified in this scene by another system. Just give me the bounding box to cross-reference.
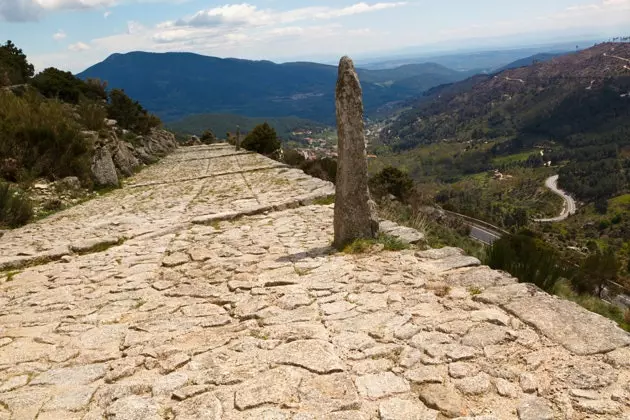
[0,89,93,184]
[169,114,327,140]
[342,233,410,254]
[0,40,163,228]
[313,196,335,206]
[30,67,107,104]
[369,166,414,202]
[241,123,281,156]
[0,183,33,227]
[485,231,630,330]
[486,231,574,292]
[76,51,472,123]
[384,44,630,204]
[107,89,161,135]
[200,129,216,144]
[0,40,34,86]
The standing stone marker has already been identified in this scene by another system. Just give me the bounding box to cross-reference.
[235,125,241,151]
[333,56,379,249]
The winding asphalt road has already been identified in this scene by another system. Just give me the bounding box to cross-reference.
[534,175,577,222]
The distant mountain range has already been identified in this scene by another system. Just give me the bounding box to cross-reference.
[76,52,476,124]
[383,42,630,202]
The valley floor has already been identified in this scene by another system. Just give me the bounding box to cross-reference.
[1,145,629,419]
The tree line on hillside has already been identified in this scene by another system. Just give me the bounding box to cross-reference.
[0,40,162,228]
[382,61,630,203]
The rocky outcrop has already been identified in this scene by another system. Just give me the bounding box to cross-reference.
[90,126,177,185]
[333,56,379,249]
[112,140,140,177]
[91,147,119,187]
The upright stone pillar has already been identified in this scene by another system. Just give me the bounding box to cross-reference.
[333,56,379,249]
[235,125,241,151]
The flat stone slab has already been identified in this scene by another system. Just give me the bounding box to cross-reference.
[505,294,630,355]
[272,339,345,373]
[355,372,410,399]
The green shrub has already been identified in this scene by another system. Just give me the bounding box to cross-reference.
[77,100,107,131]
[200,129,216,144]
[283,149,306,167]
[0,183,33,227]
[485,230,574,292]
[30,69,108,105]
[0,89,93,184]
[300,157,337,183]
[370,166,414,202]
[30,68,83,104]
[0,40,34,86]
[107,89,161,135]
[242,122,280,155]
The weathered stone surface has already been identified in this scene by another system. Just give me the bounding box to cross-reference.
[91,146,119,187]
[71,236,121,253]
[516,397,554,420]
[573,398,622,415]
[173,393,223,419]
[567,360,617,389]
[273,340,345,374]
[0,375,29,392]
[31,363,107,386]
[42,386,97,412]
[152,372,188,396]
[505,294,630,355]
[234,367,302,411]
[162,252,190,267]
[404,366,444,384]
[333,56,378,248]
[494,378,519,398]
[455,373,491,395]
[300,373,360,412]
[379,398,438,420]
[417,384,466,418]
[106,395,162,420]
[2,144,630,419]
[355,372,410,399]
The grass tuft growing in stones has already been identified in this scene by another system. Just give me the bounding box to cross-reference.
[4,270,20,282]
[468,286,482,296]
[342,233,410,254]
[313,195,335,206]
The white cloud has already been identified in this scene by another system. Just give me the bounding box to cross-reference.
[104,10,111,18]
[0,0,116,21]
[0,0,43,21]
[313,2,407,19]
[127,20,145,34]
[173,2,407,28]
[36,0,116,10]
[68,41,91,51]
[53,30,67,40]
[440,0,630,39]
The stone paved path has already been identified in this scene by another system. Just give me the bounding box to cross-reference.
[1,144,630,420]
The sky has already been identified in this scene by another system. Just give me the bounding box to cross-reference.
[1,0,629,72]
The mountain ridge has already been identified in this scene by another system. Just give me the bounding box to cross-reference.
[76,51,472,124]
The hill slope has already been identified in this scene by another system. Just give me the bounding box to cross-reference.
[383,42,630,202]
[76,52,471,123]
[168,114,326,139]
[495,52,567,72]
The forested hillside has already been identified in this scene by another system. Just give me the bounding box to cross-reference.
[382,42,630,202]
[76,52,473,123]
